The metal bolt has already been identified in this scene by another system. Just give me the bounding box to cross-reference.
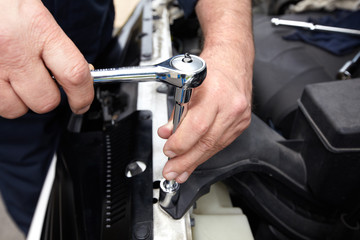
[182,53,193,63]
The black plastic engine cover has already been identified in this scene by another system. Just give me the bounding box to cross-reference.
[41,111,153,240]
[292,79,360,208]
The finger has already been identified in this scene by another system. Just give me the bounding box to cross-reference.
[157,109,174,139]
[162,135,221,183]
[162,128,234,183]
[162,106,251,183]
[10,59,61,114]
[162,98,218,158]
[157,120,173,139]
[0,80,28,118]
[162,114,226,182]
[42,25,94,114]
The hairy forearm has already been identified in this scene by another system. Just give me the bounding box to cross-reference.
[195,0,254,98]
[196,0,253,44]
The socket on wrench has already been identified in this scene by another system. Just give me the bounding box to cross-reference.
[92,53,207,210]
[92,53,207,131]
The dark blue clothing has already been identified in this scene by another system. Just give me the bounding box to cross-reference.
[43,0,115,63]
[0,0,198,235]
[0,94,70,234]
[284,10,360,56]
[0,0,115,234]
[178,0,198,17]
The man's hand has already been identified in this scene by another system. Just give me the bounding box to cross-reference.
[0,0,93,119]
[158,0,254,183]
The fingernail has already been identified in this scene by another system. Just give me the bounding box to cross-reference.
[165,120,173,129]
[160,121,173,132]
[88,64,95,71]
[164,172,179,180]
[177,172,189,183]
[164,150,176,158]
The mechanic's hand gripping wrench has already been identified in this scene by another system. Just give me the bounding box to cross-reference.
[92,53,207,211]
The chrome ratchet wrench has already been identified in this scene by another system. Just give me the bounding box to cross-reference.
[92,53,207,210]
[92,53,206,131]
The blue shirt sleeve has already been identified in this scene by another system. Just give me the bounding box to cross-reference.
[178,0,199,18]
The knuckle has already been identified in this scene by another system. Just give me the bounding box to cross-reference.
[169,138,187,154]
[219,139,229,149]
[192,117,210,136]
[68,91,93,112]
[238,108,252,131]
[0,104,28,119]
[243,113,252,128]
[34,96,60,114]
[0,82,27,118]
[62,60,90,86]
[83,90,95,105]
[230,95,250,118]
[179,158,195,170]
[197,135,217,153]
[216,140,228,152]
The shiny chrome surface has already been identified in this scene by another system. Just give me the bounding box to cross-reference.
[92,53,206,146]
[337,51,360,80]
[136,2,195,238]
[91,54,206,90]
[93,53,207,213]
[271,18,360,36]
[159,178,180,209]
[158,55,206,209]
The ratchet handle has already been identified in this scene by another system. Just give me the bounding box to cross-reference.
[91,65,167,83]
[91,54,207,89]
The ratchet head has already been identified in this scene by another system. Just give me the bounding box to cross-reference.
[91,53,207,90]
[157,53,207,89]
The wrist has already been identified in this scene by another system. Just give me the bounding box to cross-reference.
[200,41,253,101]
